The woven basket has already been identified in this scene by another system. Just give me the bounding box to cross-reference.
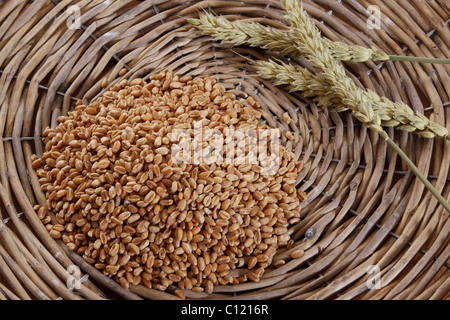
[0,0,449,301]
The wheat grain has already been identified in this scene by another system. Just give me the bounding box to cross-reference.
[291,249,305,259]
[33,71,307,295]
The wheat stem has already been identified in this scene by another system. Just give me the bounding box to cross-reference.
[389,55,450,65]
[379,131,450,213]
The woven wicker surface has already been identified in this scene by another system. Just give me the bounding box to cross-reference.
[0,0,449,300]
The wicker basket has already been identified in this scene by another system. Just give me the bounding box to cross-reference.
[0,0,448,300]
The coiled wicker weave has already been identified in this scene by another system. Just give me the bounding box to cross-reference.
[0,0,448,300]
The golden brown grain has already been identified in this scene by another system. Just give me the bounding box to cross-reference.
[248,257,258,269]
[291,249,305,259]
[33,71,306,295]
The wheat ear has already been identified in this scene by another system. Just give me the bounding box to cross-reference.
[190,13,450,65]
[278,0,383,133]
[254,59,449,138]
[188,13,389,62]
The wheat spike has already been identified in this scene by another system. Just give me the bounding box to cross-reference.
[254,58,346,110]
[278,0,383,133]
[188,12,389,62]
[254,59,445,138]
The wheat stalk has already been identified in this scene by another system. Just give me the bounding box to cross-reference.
[190,12,450,65]
[189,12,449,139]
[281,0,449,212]
[277,0,385,133]
[188,12,389,62]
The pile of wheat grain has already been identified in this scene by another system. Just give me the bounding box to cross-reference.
[32,71,306,296]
